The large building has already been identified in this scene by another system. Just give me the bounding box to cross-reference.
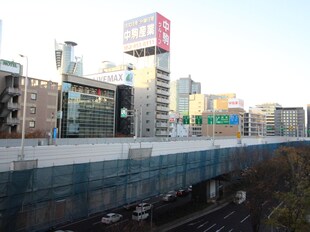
[0,59,58,138]
[123,12,171,137]
[275,107,305,137]
[175,75,201,116]
[255,103,281,136]
[55,40,83,77]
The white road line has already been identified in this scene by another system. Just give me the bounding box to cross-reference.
[224,211,235,219]
[204,223,216,232]
[216,225,225,231]
[240,214,250,223]
[197,221,209,229]
[228,229,233,232]
[188,219,204,226]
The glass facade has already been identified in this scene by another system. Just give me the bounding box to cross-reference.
[61,82,115,138]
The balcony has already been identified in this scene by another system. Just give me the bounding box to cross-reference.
[156,114,169,120]
[155,130,169,136]
[156,122,168,128]
[7,102,20,111]
[156,97,169,104]
[6,118,20,125]
[156,81,170,88]
[156,106,169,112]
[157,73,170,81]
[156,89,170,96]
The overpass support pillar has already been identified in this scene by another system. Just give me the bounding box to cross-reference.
[192,179,220,203]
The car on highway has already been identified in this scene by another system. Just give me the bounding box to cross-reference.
[132,209,149,221]
[135,202,153,211]
[176,188,190,197]
[101,213,123,224]
[162,193,177,202]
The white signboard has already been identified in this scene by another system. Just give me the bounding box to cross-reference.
[0,59,21,74]
[228,98,244,109]
[84,70,134,87]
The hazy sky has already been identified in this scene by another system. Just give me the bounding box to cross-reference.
[1,0,309,110]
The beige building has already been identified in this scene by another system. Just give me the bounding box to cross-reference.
[189,94,207,136]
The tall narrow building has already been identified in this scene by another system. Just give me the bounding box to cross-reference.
[175,75,201,116]
[123,12,171,137]
[55,40,83,76]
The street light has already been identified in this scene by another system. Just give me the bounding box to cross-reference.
[19,54,28,161]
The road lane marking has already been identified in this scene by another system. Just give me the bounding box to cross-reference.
[216,226,225,231]
[228,229,233,232]
[188,219,204,226]
[197,221,209,229]
[203,223,216,231]
[240,214,250,223]
[224,211,235,219]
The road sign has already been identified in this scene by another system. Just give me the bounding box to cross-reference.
[195,115,202,125]
[183,115,190,124]
[208,114,230,125]
[229,114,239,125]
[120,108,127,118]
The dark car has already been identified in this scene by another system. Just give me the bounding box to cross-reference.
[176,188,189,197]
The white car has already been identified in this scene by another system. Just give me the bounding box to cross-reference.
[101,213,123,224]
[135,203,153,211]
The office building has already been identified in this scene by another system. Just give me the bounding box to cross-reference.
[202,98,244,137]
[123,12,171,137]
[58,74,117,138]
[189,94,207,136]
[175,75,201,115]
[255,103,281,136]
[275,107,305,137]
[243,108,266,137]
[0,59,58,137]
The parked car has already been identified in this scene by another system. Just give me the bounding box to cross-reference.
[135,202,153,211]
[162,193,177,202]
[176,188,189,197]
[132,209,149,221]
[101,213,123,224]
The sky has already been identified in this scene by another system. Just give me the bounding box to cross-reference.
[1,0,309,110]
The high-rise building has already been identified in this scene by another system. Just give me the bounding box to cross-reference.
[175,75,201,115]
[55,40,83,76]
[275,107,305,137]
[123,12,171,137]
[255,103,281,136]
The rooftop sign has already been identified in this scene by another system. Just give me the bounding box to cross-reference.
[123,12,170,52]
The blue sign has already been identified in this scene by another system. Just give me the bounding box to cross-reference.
[229,114,239,125]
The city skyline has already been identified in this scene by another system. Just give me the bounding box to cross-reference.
[1,0,309,110]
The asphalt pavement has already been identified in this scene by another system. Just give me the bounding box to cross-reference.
[153,196,233,232]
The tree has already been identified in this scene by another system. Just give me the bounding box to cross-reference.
[267,145,310,232]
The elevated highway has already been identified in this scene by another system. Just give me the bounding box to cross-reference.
[0,136,308,232]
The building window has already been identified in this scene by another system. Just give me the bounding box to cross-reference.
[29,121,35,128]
[146,120,150,123]
[146,128,150,132]
[41,81,48,88]
[30,107,36,114]
[31,93,37,100]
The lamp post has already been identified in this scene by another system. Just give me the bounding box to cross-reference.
[19,54,28,161]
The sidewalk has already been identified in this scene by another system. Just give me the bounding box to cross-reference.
[153,197,232,232]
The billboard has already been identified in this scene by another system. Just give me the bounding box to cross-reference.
[0,59,21,74]
[228,98,244,109]
[84,70,134,87]
[123,12,170,52]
